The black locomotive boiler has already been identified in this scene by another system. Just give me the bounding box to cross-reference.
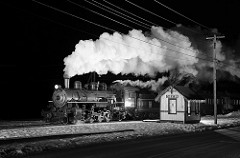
[41,77,125,124]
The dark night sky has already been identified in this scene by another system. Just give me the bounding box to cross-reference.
[1,0,240,119]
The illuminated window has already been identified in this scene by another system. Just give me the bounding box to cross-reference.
[137,100,141,108]
[149,101,152,108]
[139,100,143,108]
[168,99,177,114]
[125,100,133,107]
[129,92,136,98]
[187,101,191,115]
[125,92,129,98]
[195,101,200,115]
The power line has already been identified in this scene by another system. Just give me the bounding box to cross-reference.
[153,0,220,42]
[68,0,211,60]
[33,10,206,64]
[124,0,210,40]
[125,0,177,25]
[32,0,212,64]
[84,0,151,29]
[4,1,237,76]
[65,0,133,30]
[122,0,213,58]
[32,0,116,32]
[153,0,211,30]
[85,0,200,51]
[102,0,157,26]
[102,0,207,44]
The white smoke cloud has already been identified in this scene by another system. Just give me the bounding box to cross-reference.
[63,26,199,78]
[215,41,225,61]
[222,59,240,78]
[114,77,168,91]
[173,25,240,80]
[195,40,240,80]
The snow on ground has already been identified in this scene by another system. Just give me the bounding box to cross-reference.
[0,112,240,158]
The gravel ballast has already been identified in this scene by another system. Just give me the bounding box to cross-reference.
[0,113,240,158]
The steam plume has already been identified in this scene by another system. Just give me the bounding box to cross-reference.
[114,77,168,91]
[63,26,199,78]
[174,25,240,80]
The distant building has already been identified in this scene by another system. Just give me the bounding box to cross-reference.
[155,86,204,123]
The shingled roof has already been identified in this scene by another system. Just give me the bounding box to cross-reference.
[174,86,203,100]
[155,86,204,102]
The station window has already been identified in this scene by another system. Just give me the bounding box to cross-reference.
[149,101,152,108]
[139,100,143,108]
[195,101,200,115]
[187,101,191,115]
[137,100,141,108]
[129,92,136,98]
[125,92,129,98]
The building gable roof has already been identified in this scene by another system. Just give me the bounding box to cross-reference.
[155,86,203,102]
[174,86,203,100]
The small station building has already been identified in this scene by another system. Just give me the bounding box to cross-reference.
[155,86,204,123]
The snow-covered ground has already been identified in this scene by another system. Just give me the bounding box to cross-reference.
[0,112,240,158]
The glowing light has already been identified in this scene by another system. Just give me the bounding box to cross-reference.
[200,120,213,125]
[125,100,132,107]
[54,84,61,89]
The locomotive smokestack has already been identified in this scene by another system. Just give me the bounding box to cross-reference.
[64,74,70,89]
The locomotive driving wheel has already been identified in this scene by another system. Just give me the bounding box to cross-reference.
[62,117,68,125]
[89,118,94,123]
[68,116,77,124]
[105,117,110,122]
[71,118,77,124]
[97,116,103,123]
[44,113,52,123]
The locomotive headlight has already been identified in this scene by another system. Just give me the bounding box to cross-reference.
[54,84,61,89]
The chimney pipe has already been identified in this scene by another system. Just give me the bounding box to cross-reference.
[64,74,70,89]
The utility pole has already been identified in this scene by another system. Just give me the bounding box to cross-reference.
[206,34,225,124]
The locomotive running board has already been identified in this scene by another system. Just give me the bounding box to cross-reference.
[48,101,109,104]
[67,101,109,104]
[48,101,124,104]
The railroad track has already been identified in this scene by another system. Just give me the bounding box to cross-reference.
[0,128,135,145]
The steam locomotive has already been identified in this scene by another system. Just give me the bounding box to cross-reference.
[41,77,128,124]
[41,77,160,124]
